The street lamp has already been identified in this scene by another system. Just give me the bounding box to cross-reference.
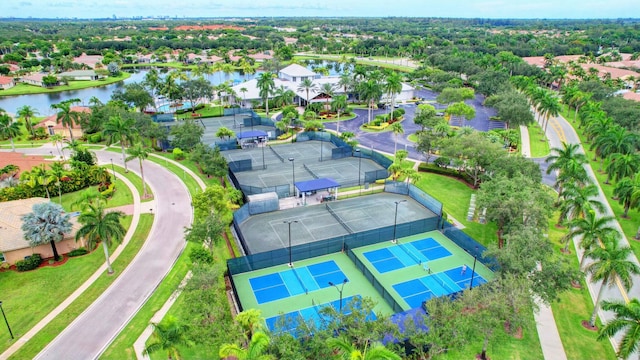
[0,301,14,340]
[284,220,299,267]
[469,246,479,290]
[328,279,348,313]
[355,148,362,187]
[392,200,407,244]
[261,141,266,170]
[288,157,295,197]
[110,158,117,182]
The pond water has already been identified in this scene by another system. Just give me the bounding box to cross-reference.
[0,62,344,116]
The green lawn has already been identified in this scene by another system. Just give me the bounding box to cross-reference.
[173,105,224,120]
[151,152,216,187]
[52,178,133,211]
[0,73,131,97]
[8,214,155,360]
[414,172,497,246]
[527,122,550,158]
[100,241,196,360]
[105,163,154,203]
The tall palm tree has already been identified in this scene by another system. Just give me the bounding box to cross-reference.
[563,209,618,268]
[585,236,640,328]
[383,71,403,118]
[615,175,640,218]
[597,299,640,360]
[545,142,588,184]
[50,134,65,160]
[537,90,561,133]
[219,331,274,360]
[391,121,404,154]
[331,94,348,135]
[320,82,335,111]
[326,336,401,360]
[75,202,126,274]
[17,105,39,138]
[256,72,276,116]
[21,202,72,261]
[49,161,67,204]
[338,72,353,102]
[358,78,383,124]
[126,143,150,197]
[0,113,21,152]
[297,78,317,109]
[144,316,190,360]
[557,183,605,225]
[592,126,637,172]
[103,115,138,173]
[606,152,640,184]
[51,98,82,140]
[239,87,248,108]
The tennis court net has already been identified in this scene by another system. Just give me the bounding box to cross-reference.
[268,145,285,162]
[326,203,354,234]
[397,242,424,265]
[434,272,457,294]
[303,164,319,179]
[291,267,309,294]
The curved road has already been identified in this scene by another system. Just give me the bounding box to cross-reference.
[13,147,192,360]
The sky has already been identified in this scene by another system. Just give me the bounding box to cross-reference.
[0,0,638,19]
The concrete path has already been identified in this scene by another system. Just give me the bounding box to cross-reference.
[0,167,142,360]
[6,146,193,360]
[520,125,568,360]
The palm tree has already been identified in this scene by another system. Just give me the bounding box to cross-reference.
[593,126,637,173]
[144,316,190,360]
[71,187,105,212]
[391,121,404,154]
[597,299,640,360]
[326,336,401,360]
[557,183,605,225]
[239,87,248,107]
[103,115,138,173]
[537,90,561,133]
[338,72,353,101]
[17,105,39,138]
[51,98,82,140]
[0,113,21,152]
[615,175,640,218]
[546,143,587,174]
[256,72,276,116]
[21,164,55,199]
[585,236,640,328]
[219,331,274,360]
[21,202,72,261]
[49,161,67,204]
[383,71,403,118]
[331,95,348,135]
[126,143,150,197]
[563,209,618,268]
[75,202,126,274]
[606,152,640,184]
[50,134,65,160]
[358,78,383,124]
[297,78,317,109]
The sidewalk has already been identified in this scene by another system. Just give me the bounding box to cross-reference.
[520,124,568,360]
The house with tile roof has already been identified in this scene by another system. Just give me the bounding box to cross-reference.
[0,197,84,265]
[0,76,15,90]
[57,70,102,81]
[35,106,91,139]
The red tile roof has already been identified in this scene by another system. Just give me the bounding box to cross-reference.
[0,76,14,85]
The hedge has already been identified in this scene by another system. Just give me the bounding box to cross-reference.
[16,254,42,272]
[417,163,475,187]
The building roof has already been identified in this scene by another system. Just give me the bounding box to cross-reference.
[279,64,318,78]
[21,73,47,82]
[35,106,91,130]
[294,178,340,193]
[623,91,640,102]
[237,130,268,139]
[58,70,97,77]
[73,54,104,69]
[0,198,80,252]
[0,76,14,85]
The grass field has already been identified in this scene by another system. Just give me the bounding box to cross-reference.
[8,214,155,360]
[104,160,154,203]
[0,73,131,97]
[52,178,133,211]
[527,121,550,158]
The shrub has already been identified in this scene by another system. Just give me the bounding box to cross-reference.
[16,254,42,272]
[68,248,89,257]
[101,182,116,198]
[433,157,451,168]
[189,247,213,264]
[172,148,185,160]
[88,133,102,143]
[418,163,474,186]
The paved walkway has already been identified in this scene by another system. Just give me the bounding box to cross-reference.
[520,125,568,360]
[0,160,142,360]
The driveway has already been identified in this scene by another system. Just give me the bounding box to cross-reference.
[10,146,193,360]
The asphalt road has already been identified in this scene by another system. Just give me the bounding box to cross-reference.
[14,147,192,360]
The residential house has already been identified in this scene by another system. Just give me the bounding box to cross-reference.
[0,76,15,90]
[73,53,104,69]
[20,73,50,87]
[35,106,91,139]
[57,70,102,81]
[0,198,84,266]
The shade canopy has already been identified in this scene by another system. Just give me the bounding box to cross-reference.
[294,178,340,192]
[237,130,268,139]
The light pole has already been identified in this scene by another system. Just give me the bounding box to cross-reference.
[288,157,295,197]
[469,246,479,290]
[0,301,14,340]
[355,148,362,187]
[320,132,324,162]
[328,279,348,313]
[284,220,298,267]
[262,141,266,170]
[392,200,407,244]
[110,158,117,182]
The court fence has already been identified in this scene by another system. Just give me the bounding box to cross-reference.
[441,221,497,269]
[385,182,443,218]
